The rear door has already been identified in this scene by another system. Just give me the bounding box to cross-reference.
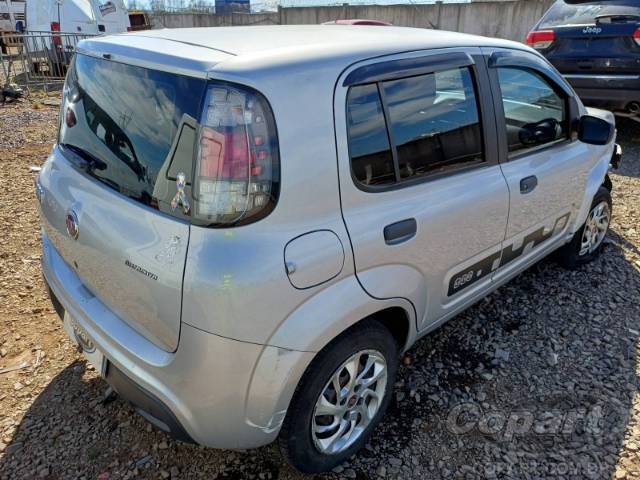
[39,53,208,352]
[335,48,510,331]
[484,48,589,280]
[60,0,99,34]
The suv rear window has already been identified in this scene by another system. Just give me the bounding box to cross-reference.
[540,0,640,28]
[59,54,207,218]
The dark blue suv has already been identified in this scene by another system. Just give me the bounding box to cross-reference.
[528,0,640,117]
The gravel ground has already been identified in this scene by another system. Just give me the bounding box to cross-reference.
[0,97,639,480]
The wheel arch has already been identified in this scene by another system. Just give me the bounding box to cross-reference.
[245,275,415,434]
[573,145,613,234]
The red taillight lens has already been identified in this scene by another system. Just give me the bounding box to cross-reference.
[194,83,279,225]
[634,28,640,46]
[526,30,556,50]
[127,26,133,32]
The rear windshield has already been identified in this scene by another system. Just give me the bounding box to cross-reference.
[540,0,640,27]
[59,54,207,218]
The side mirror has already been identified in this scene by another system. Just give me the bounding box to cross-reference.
[578,115,614,146]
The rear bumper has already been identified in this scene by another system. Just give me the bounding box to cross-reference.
[104,361,194,443]
[562,73,640,111]
[41,232,313,449]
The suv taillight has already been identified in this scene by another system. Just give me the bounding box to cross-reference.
[526,30,556,50]
[634,28,640,46]
[51,21,62,46]
[193,83,279,226]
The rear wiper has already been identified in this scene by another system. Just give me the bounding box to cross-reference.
[60,144,107,171]
[595,13,640,23]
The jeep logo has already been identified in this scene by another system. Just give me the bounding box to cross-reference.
[583,26,602,35]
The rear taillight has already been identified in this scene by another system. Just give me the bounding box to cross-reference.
[634,28,640,46]
[127,26,133,32]
[526,30,556,50]
[193,83,279,226]
[51,22,62,46]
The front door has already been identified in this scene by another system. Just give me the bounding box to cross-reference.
[484,48,592,282]
[335,48,510,331]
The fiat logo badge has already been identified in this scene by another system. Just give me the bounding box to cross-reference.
[66,210,79,240]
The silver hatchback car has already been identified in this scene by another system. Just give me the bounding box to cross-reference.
[37,25,621,472]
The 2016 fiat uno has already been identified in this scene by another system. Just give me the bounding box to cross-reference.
[37,25,622,472]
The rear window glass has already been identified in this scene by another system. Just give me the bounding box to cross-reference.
[540,0,640,27]
[59,54,207,217]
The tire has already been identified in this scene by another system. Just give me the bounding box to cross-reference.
[278,320,399,473]
[556,186,612,269]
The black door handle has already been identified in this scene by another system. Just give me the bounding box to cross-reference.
[384,218,417,245]
[520,175,538,194]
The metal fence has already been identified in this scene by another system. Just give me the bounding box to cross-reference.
[0,32,94,92]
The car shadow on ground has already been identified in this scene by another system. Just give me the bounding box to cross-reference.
[615,118,640,179]
[1,233,639,480]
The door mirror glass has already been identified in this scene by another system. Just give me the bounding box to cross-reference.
[578,115,614,145]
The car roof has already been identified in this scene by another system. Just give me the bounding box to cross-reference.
[130,25,522,56]
[80,25,529,76]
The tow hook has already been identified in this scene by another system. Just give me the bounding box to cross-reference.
[610,144,622,170]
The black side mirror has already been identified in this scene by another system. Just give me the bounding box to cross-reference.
[578,115,614,145]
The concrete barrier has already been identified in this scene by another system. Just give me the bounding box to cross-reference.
[149,0,555,42]
[150,11,279,29]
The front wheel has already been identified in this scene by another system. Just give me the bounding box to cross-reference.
[557,186,612,269]
[278,320,398,473]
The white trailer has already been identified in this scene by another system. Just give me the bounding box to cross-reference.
[26,0,130,35]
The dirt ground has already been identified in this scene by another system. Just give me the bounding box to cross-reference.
[0,97,639,480]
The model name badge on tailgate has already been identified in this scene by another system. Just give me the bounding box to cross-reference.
[125,260,158,281]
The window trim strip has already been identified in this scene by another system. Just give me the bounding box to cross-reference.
[343,52,475,87]
[376,82,402,183]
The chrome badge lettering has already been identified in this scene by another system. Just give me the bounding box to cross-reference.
[125,260,158,281]
[583,26,602,35]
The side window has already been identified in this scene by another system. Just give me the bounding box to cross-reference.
[346,84,396,186]
[382,67,484,180]
[496,67,568,155]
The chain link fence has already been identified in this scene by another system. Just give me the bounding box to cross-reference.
[1,32,94,92]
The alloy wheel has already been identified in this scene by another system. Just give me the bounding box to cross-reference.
[579,201,610,256]
[311,350,387,455]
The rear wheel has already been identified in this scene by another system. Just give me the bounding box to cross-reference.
[279,320,398,473]
[557,187,612,268]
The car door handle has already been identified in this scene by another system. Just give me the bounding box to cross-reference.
[384,218,417,245]
[520,175,538,194]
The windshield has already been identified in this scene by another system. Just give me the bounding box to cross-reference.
[540,0,640,27]
[59,54,207,217]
